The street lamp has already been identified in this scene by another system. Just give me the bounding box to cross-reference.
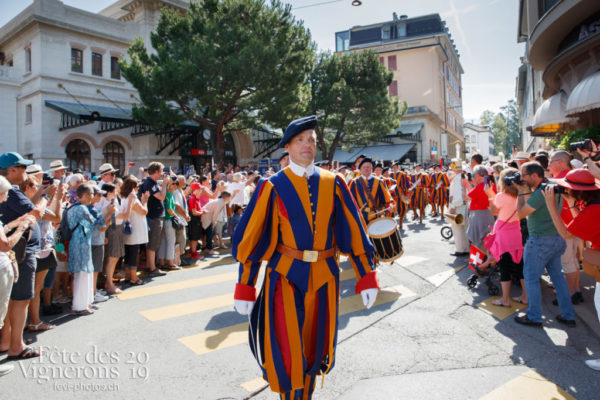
[352,0,362,5]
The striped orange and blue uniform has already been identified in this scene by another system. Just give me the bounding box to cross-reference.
[232,167,378,399]
[391,171,410,220]
[429,172,450,206]
[410,172,429,211]
[348,175,392,224]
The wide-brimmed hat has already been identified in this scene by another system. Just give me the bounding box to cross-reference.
[513,151,530,161]
[47,160,67,172]
[26,164,43,175]
[91,185,106,196]
[98,163,118,176]
[553,169,600,191]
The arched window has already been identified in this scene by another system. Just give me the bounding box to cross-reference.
[65,139,91,172]
[103,141,125,172]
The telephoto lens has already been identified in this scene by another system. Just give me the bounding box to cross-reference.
[569,138,593,152]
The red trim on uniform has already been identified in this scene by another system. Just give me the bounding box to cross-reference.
[234,283,257,301]
[354,271,379,294]
[278,196,289,220]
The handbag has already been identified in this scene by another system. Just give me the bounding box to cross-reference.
[172,217,185,229]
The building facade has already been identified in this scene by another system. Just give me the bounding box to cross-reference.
[463,123,494,160]
[0,0,246,174]
[516,0,600,151]
[335,13,465,163]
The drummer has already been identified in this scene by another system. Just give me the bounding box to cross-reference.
[349,157,395,224]
[390,163,410,229]
[352,154,367,179]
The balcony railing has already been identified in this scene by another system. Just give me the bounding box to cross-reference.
[0,65,19,82]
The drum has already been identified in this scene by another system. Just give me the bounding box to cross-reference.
[367,217,403,262]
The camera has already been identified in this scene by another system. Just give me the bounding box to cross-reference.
[42,173,53,185]
[466,172,472,181]
[503,172,522,186]
[544,183,567,195]
[569,139,593,152]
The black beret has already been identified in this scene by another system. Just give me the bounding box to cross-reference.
[374,163,383,170]
[279,152,289,162]
[382,167,390,173]
[278,115,318,148]
[358,157,373,169]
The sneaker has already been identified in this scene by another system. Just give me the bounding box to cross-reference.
[0,364,14,377]
[93,293,109,303]
[191,252,203,260]
[585,359,600,371]
[98,289,107,296]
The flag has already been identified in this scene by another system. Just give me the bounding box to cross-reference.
[468,245,486,271]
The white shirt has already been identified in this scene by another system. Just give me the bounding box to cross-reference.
[288,158,315,177]
[201,198,226,229]
[95,197,123,225]
[449,173,465,208]
[121,197,149,245]
[227,181,246,205]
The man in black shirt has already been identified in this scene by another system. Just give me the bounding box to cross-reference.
[138,162,168,276]
[0,152,48,360]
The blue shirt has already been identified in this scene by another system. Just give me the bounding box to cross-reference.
[0,185,40,253]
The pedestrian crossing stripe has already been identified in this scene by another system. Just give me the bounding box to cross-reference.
[120,264,356,303]
[480,369,574,400]
[425,264,466,287]
[177,285,415,356]
[240,377,266,392]
[476,297,528,321]
[117,271,239,301]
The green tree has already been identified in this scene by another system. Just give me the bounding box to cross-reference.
[306,51,405,161]
[500,99,520,153]
[120,0,315,164]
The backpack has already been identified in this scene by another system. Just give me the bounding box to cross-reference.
[56,203,81,244]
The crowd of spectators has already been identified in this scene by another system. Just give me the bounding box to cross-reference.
[0,152,263,375]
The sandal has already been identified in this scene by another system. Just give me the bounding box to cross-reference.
[128,279,145,286]
[491,299,511,307]
[6,346,40,360]
[512,296,528,305]
[26,322,56,332]
[105,287,123,295]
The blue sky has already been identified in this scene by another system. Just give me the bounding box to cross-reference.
[0,0,523,122]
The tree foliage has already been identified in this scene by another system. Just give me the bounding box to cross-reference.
[120,0,315,164]
[479,99,521,155]
[550,126,600,149]
[306,51,406,161]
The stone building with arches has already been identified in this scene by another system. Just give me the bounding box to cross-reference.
[0,0,253,175]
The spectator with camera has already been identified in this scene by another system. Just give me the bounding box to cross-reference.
[0,152,48,360]
[120,176,150,286]
[574,139,600,180]
[0,175,37,374]
[548,150,583,304]
[514,161,575,328]
[542,168,600,370]
[172,176,191,264]
[466,165,495,250]
[139,162,168,277]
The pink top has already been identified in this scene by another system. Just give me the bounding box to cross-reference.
[494,192,519,222]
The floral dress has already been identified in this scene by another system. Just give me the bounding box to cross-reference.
[67,204,105,274]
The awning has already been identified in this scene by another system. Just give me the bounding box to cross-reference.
[388,121,424,136]
[566,70,600,116]
[333,143,415,163]
[531,91,569,136]
[45,100,133,122]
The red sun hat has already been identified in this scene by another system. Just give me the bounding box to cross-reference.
[190,182,201,191]
[553,169,600,191]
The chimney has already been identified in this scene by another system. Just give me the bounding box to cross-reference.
[400,15,408,20]
[393,12,398,21]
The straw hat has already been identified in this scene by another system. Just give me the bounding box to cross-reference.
[98,163,118,176]
[47,160,67,172]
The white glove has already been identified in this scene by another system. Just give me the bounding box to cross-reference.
[361,288,378,309]
[234,299,255,315]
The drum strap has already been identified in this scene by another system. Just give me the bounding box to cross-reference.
[360,177,378,212]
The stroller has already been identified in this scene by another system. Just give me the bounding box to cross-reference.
[466,251,501,296]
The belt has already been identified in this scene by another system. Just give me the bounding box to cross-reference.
[276,244,336,263]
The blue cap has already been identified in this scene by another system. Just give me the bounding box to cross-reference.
[278,115,318,148]
[0,152,34,169]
